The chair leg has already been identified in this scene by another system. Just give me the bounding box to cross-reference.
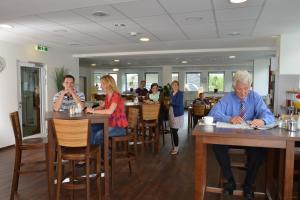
[96,150,101,200]
[86,158,90,200]
[56,150,62,200]
[128,160,132,176]
[111,140,116,190]
[10,148,22,200]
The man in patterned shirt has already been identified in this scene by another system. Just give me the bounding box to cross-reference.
[53,75,85,111]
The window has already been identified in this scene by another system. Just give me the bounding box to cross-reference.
[185,72,200,91]
[208,72,224,92]
[145,73,159,89]
[93,73,101,90]
[172,73,179,81]
[108,73,117,85]
[125,73,138,91]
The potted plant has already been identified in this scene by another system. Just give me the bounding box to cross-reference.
[54,67,68,91]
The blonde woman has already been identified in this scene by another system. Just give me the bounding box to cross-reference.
[169,80,184,155]
[86,75,128,145]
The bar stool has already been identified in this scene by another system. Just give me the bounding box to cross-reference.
[52,118,101,200]
[9,111,48,200]
[111,107,140,189]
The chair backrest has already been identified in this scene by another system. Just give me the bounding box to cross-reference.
[127,107,139,129]
[142,103,160,121]
[52,119,90,147]
[193,104,206,117]
[10,111,22,146]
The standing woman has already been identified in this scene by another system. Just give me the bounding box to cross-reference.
[86,75,128,146]
[169,80,184,155]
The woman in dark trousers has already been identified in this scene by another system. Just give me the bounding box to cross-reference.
[168,80,184,155]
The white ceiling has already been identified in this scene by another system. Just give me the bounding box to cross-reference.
[0,0,300,68]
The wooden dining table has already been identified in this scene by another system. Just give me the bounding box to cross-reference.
[192,124,300,200]
[46,111,111,200]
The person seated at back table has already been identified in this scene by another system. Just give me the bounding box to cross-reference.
[136,80,148,97]
[192,92,210,127]
[85,75,128,151]
[52,74,85,111]
[208,70,274,200]
[144,83,165,129]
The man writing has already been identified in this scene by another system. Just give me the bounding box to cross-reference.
[208,70,274,200]
[53,75,85,111]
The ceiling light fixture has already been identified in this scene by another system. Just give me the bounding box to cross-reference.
[114,23,126,27]
[129,32,140,36]
[113,68,119,72]
[139,37,150,42]
[228,32,241,36]
[181,60,188,64]
[114,59,120,62]
[229,0,247,3]
[92,11,108,17]
[91,63,96,67]
[0,24,13,29]
[229,55,236,59]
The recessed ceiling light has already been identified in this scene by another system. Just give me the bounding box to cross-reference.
[92,11,108,17]
[185,16,203,22]
[91,63,96,67]
[181,60,188,64]
[127,62,131,65]
[0,24,13,29]
[113,68,119,72]
[129,32,141,36]
[228,32,241,36]
[229,55,236,59]
[229,0,247,3]
[114,23,126,27]
[114,59,120,62]
[139,37,150,42]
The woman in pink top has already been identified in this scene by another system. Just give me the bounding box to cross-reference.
[86,75,128,145]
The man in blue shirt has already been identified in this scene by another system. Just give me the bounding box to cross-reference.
[208,70,274,200]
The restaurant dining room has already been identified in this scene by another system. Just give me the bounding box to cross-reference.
[1,0,300,200]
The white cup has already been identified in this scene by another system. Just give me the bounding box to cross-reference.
[203,116,214,125]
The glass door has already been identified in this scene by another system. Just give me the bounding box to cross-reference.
[18,62,45,138]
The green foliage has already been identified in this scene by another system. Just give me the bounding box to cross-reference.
[209,74,224,92]
[54,67,68,91]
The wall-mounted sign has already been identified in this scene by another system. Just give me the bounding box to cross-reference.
[34,44,48,52]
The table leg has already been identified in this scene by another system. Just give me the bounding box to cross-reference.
[283,140,295,200]
[103,120,110,200]
[195,137,207,200]
[47,120,55,200]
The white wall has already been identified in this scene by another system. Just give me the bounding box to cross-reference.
[0,41,78,148]
[280,33,300,75]
[253,58,270,96]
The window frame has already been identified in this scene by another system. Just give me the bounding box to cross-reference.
[208,71,225,92]
[185,72,201,91]
[145,72,159,90]
[125,73,139,91]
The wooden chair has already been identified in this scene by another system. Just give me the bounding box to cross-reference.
[111,107,139,189]
[192,104,206,127]
[9,111,48,200]
[140,103,161,153]
[52,119,101,200]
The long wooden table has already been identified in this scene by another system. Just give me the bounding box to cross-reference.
[192,125,300,200]
[46,111,111,200]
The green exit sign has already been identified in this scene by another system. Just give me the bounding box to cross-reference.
[34,44,48,52]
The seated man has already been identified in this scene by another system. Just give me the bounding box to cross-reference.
[208,70,274,200]
[53,75,85,111]
[135,80,148,96]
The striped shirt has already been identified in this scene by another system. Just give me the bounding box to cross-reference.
[52,90,85,111]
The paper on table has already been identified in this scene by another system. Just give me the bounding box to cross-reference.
[216,121,277,130]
